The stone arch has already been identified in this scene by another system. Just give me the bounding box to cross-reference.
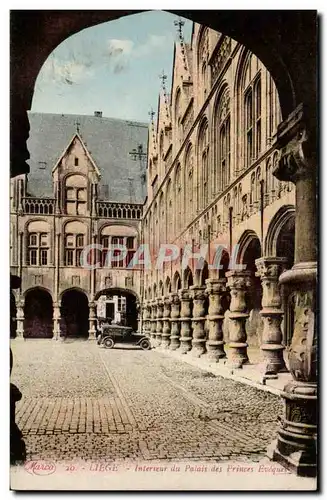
[23,287,53,338]
[236,230,261,266]
[94,287,139,330]
[265,205,296,257]
[172,271,182,292]
[60,288,89,338]
[59,286,89,301]
[183,266,194,289]
[164,276,171,295]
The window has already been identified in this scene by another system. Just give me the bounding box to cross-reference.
[216,88,231,191]
[126,237,135,267]
[74,157,79,166]
[64,234,85,266]
[185,146,194,222]
[111,236,124,268]
[64,176,87,215]
[199,122,209,209]
[27,232,49,266]
[244,74,261,167]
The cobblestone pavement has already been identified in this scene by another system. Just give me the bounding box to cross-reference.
[10,340,283,463]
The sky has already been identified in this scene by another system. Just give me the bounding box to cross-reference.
[31,11,193,123]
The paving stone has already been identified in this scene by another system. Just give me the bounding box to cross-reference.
[10,340,282,463]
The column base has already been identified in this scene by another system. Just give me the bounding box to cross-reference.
[13,335,25,341]
[169,336,180,350]
[205,340,226,362]
[190,339,206,358]
[161,334,171,349]
[268,381,317,478]
[261,343,288,375]
[227,342,249,368]
[178,338,192,354]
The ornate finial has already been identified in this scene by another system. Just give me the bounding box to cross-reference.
[75,119,81,134]
[174,18,189,72]
[174,18,185,43]
[159,70,167,91]
[148,107,155,123]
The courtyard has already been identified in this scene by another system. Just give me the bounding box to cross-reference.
[10,340,317,490]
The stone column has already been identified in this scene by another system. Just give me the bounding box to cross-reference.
[178,289,193,354]
[226,271,252,368]
[88,301,97,340]
[255,257,288,377]
[169,293,181,350]
[146,303,152,338]
[150,300,157,345]
[156,298,164,348]
[190,285,207,357]
[52,302,61,341]
[15,298,24,340]
[205,278,227,362]
[161,296,171,349]
[267,104,317,477]
[142,301,149,336]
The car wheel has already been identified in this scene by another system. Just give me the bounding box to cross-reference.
[103,337,114,349]
[140,339,151,350]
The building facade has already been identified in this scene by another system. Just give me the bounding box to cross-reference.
[10,112,148,339]
[141,24,296,373]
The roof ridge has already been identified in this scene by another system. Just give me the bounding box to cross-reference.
[28,111,148,128]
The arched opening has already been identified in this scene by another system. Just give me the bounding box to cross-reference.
[24,288,53,338]
[60,289,89,338]
[95,288,138,331]
[238,233,262,348]
[276,212,295,347]
[183,267,194,289]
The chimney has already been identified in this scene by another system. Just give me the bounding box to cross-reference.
[94,111,102,118]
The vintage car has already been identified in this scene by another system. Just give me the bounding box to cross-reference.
[97,321,151,350]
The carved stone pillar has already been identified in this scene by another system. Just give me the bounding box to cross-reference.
[88,301,97,340]
[156,298,164,347]
[15,299,24,340]
[161,296,171,349]
[142,301,149,335]
[205,278,227,362]
[226,271,252,368]
[267,104,317,477]
[52,302,61,341]
[150,301,158,345]
[146,303,152,338]
[255,257,288,377]
[178,289,193,354]
[190,285,207,357]
[169,293,181,350]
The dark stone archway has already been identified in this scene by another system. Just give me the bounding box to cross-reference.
[60,289,89,338]
[10,10,317,178]
[24,288,53,338]
[95,288,138,331]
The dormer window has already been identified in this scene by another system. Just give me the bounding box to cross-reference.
[64,175,87,215]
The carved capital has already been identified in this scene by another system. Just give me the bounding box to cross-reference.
[273,103,316,183]
[255,257,288,280]
[169,293,180,306]
[205,278,227,296]
[190,285,207,301]
[226,270,252,291]
[178,289,191,302]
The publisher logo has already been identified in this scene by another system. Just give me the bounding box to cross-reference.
[24,460,56,476]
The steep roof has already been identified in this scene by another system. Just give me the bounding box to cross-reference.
[26,112,148,203]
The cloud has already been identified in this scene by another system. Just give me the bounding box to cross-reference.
[39,54,94,86]
[104,32,174,73]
